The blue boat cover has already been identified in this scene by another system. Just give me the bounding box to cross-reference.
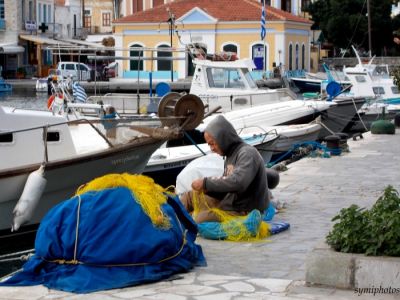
[0,187,206,293]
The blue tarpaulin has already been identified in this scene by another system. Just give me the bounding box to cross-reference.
[0,187,206,293]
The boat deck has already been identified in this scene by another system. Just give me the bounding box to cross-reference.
[1,129,399,299]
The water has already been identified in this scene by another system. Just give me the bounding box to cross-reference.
[0,90,49,110]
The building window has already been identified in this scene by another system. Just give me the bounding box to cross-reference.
[0,0,4,19]
[288,44,293,70]
[43,4,47,23]
[132,0,143,13]
[157,44,171,71]
[282,0,291,13]
[102,12,111,26]
[223,44,238,54]
[130,44,144,71]
[153,0,164,7]
[84,9,91,28]
[38,3,42,22]
[302,0,311,11]
[302,44,305,69]
[28,1,33,20]
[48,5,51,23]
[295,44,299,70]
[252,43,266,71]
[84,16,91,28]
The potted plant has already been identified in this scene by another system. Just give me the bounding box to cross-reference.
[326,185,400,256]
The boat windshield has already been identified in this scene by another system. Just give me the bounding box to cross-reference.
[206,67,247,89]
[243,68,258,89]
[371,65,390,79]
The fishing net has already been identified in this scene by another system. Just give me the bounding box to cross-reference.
[192,192,270,241]
[75,173,172,229]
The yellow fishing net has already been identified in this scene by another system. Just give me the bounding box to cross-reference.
[192,192,270,241]
[75,173,171,229]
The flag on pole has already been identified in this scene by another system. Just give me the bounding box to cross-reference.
[260,0,266,40]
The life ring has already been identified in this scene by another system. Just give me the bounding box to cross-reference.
[47,94,64,110]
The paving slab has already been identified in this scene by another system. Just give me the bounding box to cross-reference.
[1,130,400,299]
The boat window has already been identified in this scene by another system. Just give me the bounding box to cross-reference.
[373,66,389,77]
[0,132,13,143]
[243,69,257,89]
[355,75,366,83]
[391,86,399,94]
[47,131,60,142]
[206,68,245,89]
[373,87,385,95]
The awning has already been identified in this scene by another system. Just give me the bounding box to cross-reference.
[0,44,25,54]
[59,38,105,49]
[19,34,72,46]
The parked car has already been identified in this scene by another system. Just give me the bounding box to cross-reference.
[56,62,92,81]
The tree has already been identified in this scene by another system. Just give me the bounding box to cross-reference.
[306,0,399,56]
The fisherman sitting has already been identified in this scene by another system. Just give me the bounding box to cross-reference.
[180,115,270,224]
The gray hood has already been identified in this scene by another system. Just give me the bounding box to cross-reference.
[204,115,243,155]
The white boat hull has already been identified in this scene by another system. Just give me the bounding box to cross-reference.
[0,140,165,232]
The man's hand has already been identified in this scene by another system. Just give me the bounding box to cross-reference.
[191,178,204,191]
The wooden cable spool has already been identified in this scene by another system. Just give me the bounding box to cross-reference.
[158,93,204,130]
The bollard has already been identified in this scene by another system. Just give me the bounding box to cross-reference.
[395,113,400,128]
[335,132,349,152]
[324,135,341,156]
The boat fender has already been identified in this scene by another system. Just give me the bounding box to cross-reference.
[11,165,47,232]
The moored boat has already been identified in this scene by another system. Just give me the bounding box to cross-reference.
[0,101,199,239]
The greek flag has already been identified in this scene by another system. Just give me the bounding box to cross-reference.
[260,0,266,40]
[72,81,87,103]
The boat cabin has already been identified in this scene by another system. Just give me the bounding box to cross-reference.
[0,106,77,170]
[189,58,295,112]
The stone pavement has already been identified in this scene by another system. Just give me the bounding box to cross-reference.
[1,130,399,299]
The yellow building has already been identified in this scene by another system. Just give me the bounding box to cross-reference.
[84,0,114,34]
[113,0,312,80]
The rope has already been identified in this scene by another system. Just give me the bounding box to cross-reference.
[352,98,369,131]
[183,131,206,155]
[315,117,335,135]
[40,178,188,267]
[266,141,342,167]
[0,249,35,264]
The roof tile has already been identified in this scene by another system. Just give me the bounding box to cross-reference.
[114,0,311,24]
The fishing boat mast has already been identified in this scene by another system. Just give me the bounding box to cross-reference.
[367,0,372,57]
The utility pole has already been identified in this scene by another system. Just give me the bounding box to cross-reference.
[167,8,175,82]
[367,0,372,57]
[81,0,85,31]
[53,0,55,39]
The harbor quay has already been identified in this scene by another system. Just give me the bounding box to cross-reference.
[0,129,399,299]
[7,78,192,94]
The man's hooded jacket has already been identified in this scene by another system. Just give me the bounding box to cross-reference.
[203,115,269,213]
